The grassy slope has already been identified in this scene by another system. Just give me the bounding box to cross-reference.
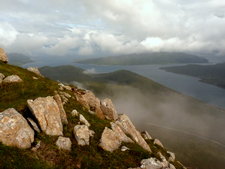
[40,65,225,169]
[162,63,225,89]
[78,52,208,65]
[0,62,184,169]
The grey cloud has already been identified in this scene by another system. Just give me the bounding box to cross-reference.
[0,0,225,57]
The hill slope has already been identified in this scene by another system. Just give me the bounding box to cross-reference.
[40,65,225,169]
[0,62,185,169]
[78,52,208,65]
[162,62,225,89]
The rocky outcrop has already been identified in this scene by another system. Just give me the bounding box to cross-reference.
[27,96,63,136]
[99,122,133,152]
[141,131,152,140]
[167,151,176,162]
[3,75,23,83]
[100,98,118,120]
[27,67,43,77]
[79,114,90,127]
[154,139,164,148]
[58,83,72,91]
[74,125,94,146]
[74,90,104,119]
[0,108,34,149]
[56,136,72,151]
[54,94,68,124]
[0,48,8,63]
[130,157,176,169]
[59,91,71,105]
[115,114,151,152]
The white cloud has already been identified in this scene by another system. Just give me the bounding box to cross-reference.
[0,22,18,47]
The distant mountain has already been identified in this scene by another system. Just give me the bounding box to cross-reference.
[77,52,208,65]
[8,53,33,66]
[162,62,225,89]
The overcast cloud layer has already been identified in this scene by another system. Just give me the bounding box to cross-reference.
[0,0,225,58]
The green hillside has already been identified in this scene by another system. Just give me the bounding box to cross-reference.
[40,65,225,169]
[0,62,185,169]
[78,52,208,65]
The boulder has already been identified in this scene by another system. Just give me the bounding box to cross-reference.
[27,96,63,136]
[100,98,118,120]
[0,48,8,63]
[167,151,176,162]
[3,75,23,83]
[154,139,164,148]
[0,108,34,149]
[54,94,68,124]
[79,114,90,127]
[56,136,72,151]
[74,90,104,119]
[141,131,152,140]
[27,67,43,77]
[71,109,79,117]
[140,158,164,169]
[99,122,133,152]
[115,114,151,152]
[58,83,72,91]
[74,125,94,146]
[27,117,41,133]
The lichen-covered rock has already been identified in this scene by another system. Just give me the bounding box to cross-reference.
[74,90,104,119]
[0,108,34,149]
[56,136,72,151]
[3,75,23,83]
[0,48,8,63]
[71,109,79,117]
[154,139,164,148]
[54,94,68,124]
[99,122,133,152]
[79,114,90,127]
[115,114,151,152]
[27,118,40,133]
[27,96,63,136]
[141,131,152,140]
[74,125,94,146]
[27,67,43,77]
[100,98,118,120]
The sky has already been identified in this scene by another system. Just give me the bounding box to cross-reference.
[0,0,225,58]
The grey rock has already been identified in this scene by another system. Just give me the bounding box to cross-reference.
[54,94,68,124]
[27,96,63,136]
[27,118,41,133]
[3,75,23,83]
[74,125,94,146]
[0,108,34,149]
[100,98,118,120]
[79,114,90,127]
[115,114,151,152]
[141,131,152,140]
[121,146,129,152]
[71,109,79,117]
[27,67,43,77]
[167,151,176,162]
[154,139,164,148]
[56,136,72,151]
[99,122,133,152]
[0,48,8,63]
